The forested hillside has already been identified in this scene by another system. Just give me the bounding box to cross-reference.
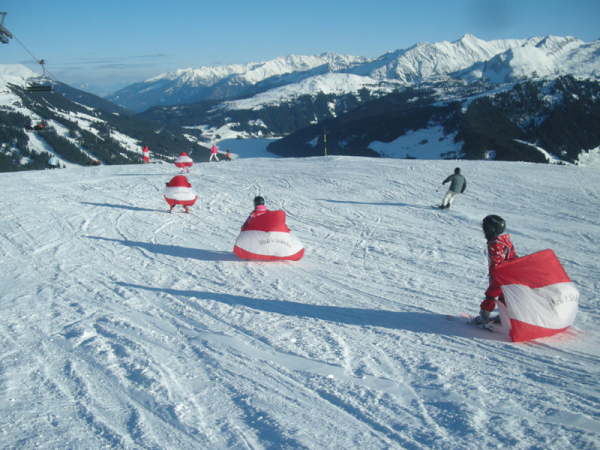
[267,76,600,163]
[0,84,211,172]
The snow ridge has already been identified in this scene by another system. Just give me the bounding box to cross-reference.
[106,34,600,111]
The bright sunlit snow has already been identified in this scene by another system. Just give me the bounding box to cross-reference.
[1,154,599,449]
[369,126,462,159]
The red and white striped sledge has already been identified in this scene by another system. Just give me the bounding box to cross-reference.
[164,175,197,207]
[489,249,579,342]
[233,210,304,261]
[174,152,193,172]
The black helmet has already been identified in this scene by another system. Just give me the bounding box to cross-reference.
[482,215,506,240]
[454,167,461,174]
[253,196,265,207]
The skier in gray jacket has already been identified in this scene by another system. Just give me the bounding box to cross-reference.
[439,167,466,209]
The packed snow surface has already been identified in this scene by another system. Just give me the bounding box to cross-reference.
[1,155,599,449]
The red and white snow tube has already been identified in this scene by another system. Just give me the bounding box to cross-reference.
[489,249,579,342]
[164,175,197,207]
[234,210,304,261]
[174,152,193,170]
[143,146,150,163]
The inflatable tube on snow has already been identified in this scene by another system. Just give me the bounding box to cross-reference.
[164,175,197,206]
[174,152,193,169]
[489,249,579,342]
[234,210,304,261]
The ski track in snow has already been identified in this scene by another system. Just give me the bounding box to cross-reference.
[0,157,599,449]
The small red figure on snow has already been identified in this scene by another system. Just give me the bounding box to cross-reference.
[174,152,193,173]
[163,175,197,213]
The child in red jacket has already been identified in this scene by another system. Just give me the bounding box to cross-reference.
[470,215,518,325]
[241,196,269,229]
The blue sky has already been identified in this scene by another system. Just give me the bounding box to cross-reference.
[2,0,599,93]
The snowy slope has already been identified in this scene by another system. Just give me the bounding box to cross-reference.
[224,72,397,111]
[0,65,208,170]
[1,151,599,449]
[0,64,39,113]
[0,63,39,88]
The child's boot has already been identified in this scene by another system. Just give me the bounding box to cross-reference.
[469,310,491,325]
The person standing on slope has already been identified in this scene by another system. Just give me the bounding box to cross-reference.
[210,144,219,162]
[469,215,519,326]
[241,196,269,229]
[48,156,58,169]
[439,167,466,209]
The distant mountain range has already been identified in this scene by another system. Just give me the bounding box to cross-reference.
[1,34,599,172]
[128,34,600,164]
[106,35,600,112]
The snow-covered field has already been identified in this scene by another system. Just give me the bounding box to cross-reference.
[1,155,599,449]
[369,126,462,160]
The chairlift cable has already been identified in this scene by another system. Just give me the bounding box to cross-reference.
[0,14,53,80]
[0,13,57,91]
[10,32,59,83]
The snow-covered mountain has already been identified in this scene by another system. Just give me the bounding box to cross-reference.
[3,34,600,172]
[106,34,599,112]
[106,53,370,112]
[457,36,600,83]
[129,34,600,165]
[0,65,210,172]
[0,63,41,88]
[346,34,539,82]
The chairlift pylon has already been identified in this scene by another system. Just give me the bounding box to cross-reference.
[0,12,13,44]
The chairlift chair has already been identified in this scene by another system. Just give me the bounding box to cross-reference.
[1,13,55,91]
[26,59,53,92]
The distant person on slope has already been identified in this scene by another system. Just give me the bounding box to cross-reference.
[241,196,269,229]
[226,150,232,161]
[210,144,219,162]
[439,167,466,209]
[469,215,519,326]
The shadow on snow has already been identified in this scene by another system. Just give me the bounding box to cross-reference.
[87,236,239,261]
[81,202,160,213]
[117,281,507,341]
